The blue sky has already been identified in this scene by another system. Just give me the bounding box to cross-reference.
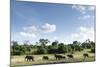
[11,0,95,44]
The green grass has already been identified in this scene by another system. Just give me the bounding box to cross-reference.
[11,49,95,67]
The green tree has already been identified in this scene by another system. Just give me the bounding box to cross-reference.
[58,43,67,53]
[39,39,50,47]
[73,41,82,51]
[36,46,47,54]
[52,40,58,46]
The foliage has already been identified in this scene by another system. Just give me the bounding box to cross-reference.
[11,39,95,55]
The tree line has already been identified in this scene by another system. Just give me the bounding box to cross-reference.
[11,39,95,55]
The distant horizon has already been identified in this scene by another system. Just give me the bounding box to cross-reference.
[11,1,95,45]
[11,38,95,45]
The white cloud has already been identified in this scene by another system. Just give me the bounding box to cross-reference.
[72,5,86,14]
[78,15,94,20]
[20,32,36,37]
[23,25,38,33]
[72,5,95,20]
[71,33,79,38]
[72,5,95,14]
[19,25,38,37]
[88,6,95,11]
[41,23,56,33]
[79,26,88,32]
[78,15,92,20]
[70,26,94,42]
[19,23,56,37]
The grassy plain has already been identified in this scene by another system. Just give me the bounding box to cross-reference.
[11,49,95,67]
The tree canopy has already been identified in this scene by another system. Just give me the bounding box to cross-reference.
[11,39,95,55]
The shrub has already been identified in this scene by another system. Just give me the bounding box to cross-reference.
[91,48,95,53]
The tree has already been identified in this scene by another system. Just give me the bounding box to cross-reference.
[73,41,78,45]
[90,41,95,48]
[72,41,82,51]
[12,41,18,46]
[58,43,67,53]
[81,39,93,49]
[72,41,78,52]
[90,41,95,53]
[33,39,50,54]
[36,46,47,54]
[73,41,81,45]
[52,40,58,46]
[24,40,29,46]
[67,45,73,53]
[11,41,20,55]
[68,44,75,54]
[12,45,22,55]
[39,39,50,47]
[51,40,58,49]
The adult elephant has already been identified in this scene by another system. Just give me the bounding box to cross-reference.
[42,56,49,60]
[25,55,34,62]
[67,54,74,59]
[83,53,89,61]
[54,54,66,60]
[83,53,89,58]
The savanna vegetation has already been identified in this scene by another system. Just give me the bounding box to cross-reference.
[11,39,95,55]
[11,39,95,66]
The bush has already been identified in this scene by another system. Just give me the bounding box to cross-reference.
[35,46,47,54]
[91,48,95,53]
[12,50,22,55]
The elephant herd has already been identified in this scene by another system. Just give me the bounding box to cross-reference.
[25,53,89,62]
